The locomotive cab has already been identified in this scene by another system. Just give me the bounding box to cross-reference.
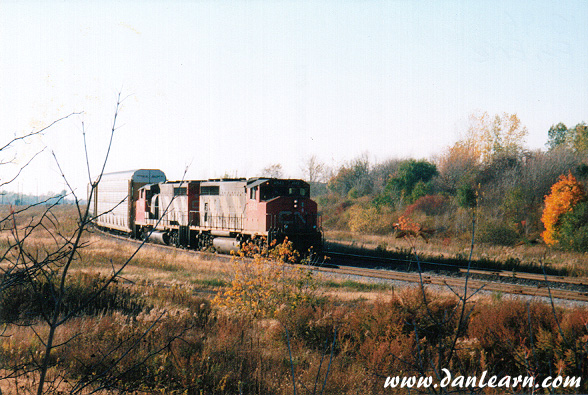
[245,178,322,254]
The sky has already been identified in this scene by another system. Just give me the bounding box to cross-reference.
[1,0,587,196]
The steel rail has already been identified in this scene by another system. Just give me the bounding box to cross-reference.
[308,264,588,302]
[325,251,588,288]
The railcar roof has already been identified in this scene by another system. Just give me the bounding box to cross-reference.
[97,169,166,182]
[247,178,309,188]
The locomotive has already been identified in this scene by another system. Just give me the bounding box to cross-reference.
[91,169,323,254]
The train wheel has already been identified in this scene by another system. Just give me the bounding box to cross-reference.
[169,231,179,247]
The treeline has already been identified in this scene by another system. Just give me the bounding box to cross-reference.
[0,190,75,206]
[314,112,588,249]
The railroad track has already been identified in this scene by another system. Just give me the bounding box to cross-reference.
[459,268,588,286]
[96,229,588,303]
[325,250,588,285]
[310,263,588,303]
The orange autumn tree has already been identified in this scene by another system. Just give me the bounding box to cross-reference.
[541,173,586,245]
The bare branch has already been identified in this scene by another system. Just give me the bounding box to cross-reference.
[0,148,46,189]
[0,112,81,153]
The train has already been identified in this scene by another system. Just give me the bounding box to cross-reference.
[90,169,323,255]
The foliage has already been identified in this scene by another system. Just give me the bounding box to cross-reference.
[469,300,588,383]
[467,111,528,163]
[388,159,438,196]
[501,186,532,225]
[327,155,372,197]
[375,159,438,207]
[547,122,570,151]
[369,158,403,194]
[557,200,588,251]
[577,163,588,179]
[301,154,329,183]
[476,221,520,246]
[456,183,477,209]
[571,122,588,153]
[213,242,318,318]
[393,215,434,242]
[269,238,303,263]
[311,114,586,248]
[436,139,481,191]
[476,151,522,185]
[311,128,588,256]
[409,179,429,202]
[545,121,588,154]
[403,194,450,217]
[340,288,461,378]
[541,173,586,245]
[347,204,396,234]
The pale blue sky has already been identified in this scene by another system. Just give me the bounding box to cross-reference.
[1,1,587,195]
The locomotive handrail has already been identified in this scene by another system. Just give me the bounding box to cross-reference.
[204,214,243,231]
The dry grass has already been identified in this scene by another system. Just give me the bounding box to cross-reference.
[80,233,233,287]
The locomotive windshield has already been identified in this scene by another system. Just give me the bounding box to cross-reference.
[258,180,310,201]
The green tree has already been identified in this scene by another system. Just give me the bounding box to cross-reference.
[390,160,437,199]
[571,122,588,153]
[546,121,588,154]
[456,183,477,209]
[376,159,438,206]
[557,200,588,251]
[410,180,429,202]
[546,122,569,151]
[390,160,438,192]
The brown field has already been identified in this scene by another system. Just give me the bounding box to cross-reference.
[1,205,587,394]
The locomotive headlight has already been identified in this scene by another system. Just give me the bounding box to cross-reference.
[294,199,298,208]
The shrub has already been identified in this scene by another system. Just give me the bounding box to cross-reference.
[276,300,346,351]
[0,272,149,323]
[379,159,438,207]
[409,180,430,203]
[347,205,396,234]
[469,300,588,389]
[213,251,318,318]
[476,222,520,246]
[321,198,354,229]
[340,287,461,378]
[468,300,557,376]
[557,200,588,251]
[404,194,449,217]
[456,183,477,208]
